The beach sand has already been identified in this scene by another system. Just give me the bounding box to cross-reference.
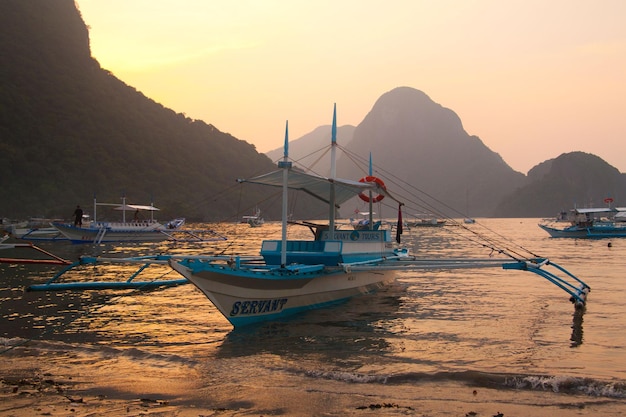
[2,347,625,417]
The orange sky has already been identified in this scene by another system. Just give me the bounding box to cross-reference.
[75,0,626,174]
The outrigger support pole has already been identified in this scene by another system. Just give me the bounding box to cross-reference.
[26,255,188,292]
[503,258,590,307]
[0,242,71,265]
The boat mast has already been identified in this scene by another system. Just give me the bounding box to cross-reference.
[151,195,155,223]
[328,104,337,238]
[368,153,373,229]
[122,195,127,223]
[278,121,292,268]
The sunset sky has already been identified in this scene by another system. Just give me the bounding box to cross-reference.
[75,0,626,173]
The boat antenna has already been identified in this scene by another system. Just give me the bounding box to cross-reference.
[93,193,97,223]
[278,120,292,268]
[328,104,337,238]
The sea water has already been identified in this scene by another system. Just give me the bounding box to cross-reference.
[1,219,625,415]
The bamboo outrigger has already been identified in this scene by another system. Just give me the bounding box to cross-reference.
[1,236,188,290]
[0,238,71,265]
[26,254,188,291]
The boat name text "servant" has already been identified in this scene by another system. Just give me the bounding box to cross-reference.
[229,298,288,316]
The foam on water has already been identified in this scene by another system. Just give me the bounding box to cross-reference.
[507,374,626,398]
[303,367,626,399]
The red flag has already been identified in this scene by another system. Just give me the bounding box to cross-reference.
[396,203,403,243]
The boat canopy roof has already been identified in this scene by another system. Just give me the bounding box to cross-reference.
[238,169,402,206]
[109,204,160,211]
[574,207,615,214]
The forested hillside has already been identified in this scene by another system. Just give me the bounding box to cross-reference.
[494,152,626,217]
[0,0,314,221]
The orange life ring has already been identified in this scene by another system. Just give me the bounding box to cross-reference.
[604,197,614,203]
[358,176,386,203]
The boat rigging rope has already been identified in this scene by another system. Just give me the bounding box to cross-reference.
[336,145,542,262]
[275,142,535,261]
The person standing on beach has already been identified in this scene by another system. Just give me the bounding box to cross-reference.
[73,205,83,227]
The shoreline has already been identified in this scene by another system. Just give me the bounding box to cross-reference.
[3,348,626,417]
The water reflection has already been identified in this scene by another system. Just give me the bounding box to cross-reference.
[216,290,404,360]
[570,307,585,347]
[2,219,625,383]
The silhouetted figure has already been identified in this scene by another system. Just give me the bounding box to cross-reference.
[73,205,83,227]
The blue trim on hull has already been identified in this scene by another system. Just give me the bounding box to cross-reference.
[227,297,352,327]
[170,256,395,328]
[539,223,626,238]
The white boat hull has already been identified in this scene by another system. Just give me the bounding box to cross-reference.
[539,223,626,238]
[169,259,396,327]
[52,222,176,243]
[11,227,66,241]
[538,224,588,238]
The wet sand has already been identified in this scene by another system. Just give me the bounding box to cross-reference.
[2,347,625,417]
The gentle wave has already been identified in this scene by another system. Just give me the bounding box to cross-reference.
[505,374,626,398]
[304,368,626,398]
[0,336,28,348]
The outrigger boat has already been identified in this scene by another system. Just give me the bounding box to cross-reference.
[52,198,190,244]
[242,208,265,227]
[4,218,67,241]
[10,225,66,241]
[539,206,626,238]
[349,211,381,230]
[168,106,591,328]
[406,215,446,228]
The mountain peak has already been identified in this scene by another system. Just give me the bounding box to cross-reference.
[361,87,465,142]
